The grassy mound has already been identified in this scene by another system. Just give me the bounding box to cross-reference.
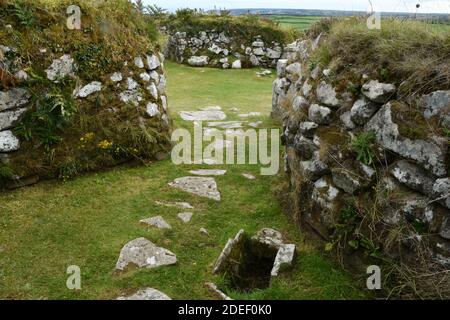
[308,17,450,96]
[0,0,171,186]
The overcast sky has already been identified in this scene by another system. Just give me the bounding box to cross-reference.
[141,0,450,14]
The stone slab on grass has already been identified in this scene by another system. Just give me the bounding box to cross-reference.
[169,176,221,201]
[115,237,177,271]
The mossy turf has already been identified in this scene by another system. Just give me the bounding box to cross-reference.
[0,62,366,300]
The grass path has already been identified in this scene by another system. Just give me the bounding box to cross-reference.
[0,62,366,300]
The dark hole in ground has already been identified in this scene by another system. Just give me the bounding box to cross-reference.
[226,238,278,292]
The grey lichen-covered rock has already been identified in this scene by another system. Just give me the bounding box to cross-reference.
[251,228,284,250]
[433,178,450,209]
[180,110,226,121]
[177,212,193,223]
[0,130,20,152]
[147,83,158,100]
[366,103,447,177]
[293,134,317,159]
[146,103,160,117]
[45,54,76,81]
[293,95,308,112]
[189,169,227,176]
[0,107,27,131]
[271,244,296,277]
[316,81,340,107]
[276,59,288,77]
[340,111,356,130]
[117,288,171,300]
[308,104,332,125]
[301,80,312,97]
[0,88,31,112]
[390,160,435,196]
[285,62,302,81]
[299,152,329,181]
[205,282,233,300]
[350,98,379,125]
[361,80,396,103]
[155,201,193,209]
[232,60,242,69]
[298,122,318,138]
[420,90,450,119]
[134,56,145,68]
[266,47,282,59]
[311,177,340,211]
[110,72,123,82]
[168,176,221,201]
[213,229,245,274]
[74,81,102,98]
[140,216,172,229]
[188,55,209,67]
[115,237,177,271]
[332,168,364,195]
[146,54,161,70]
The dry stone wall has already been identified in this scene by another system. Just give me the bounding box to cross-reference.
[0,1,171,189]
[166,30,284,69]
[273,36,450,268]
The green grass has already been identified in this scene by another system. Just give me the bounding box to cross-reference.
[0,62,366,300]
[265,15,324,31]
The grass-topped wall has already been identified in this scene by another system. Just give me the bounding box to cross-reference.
[0,0,172,188]
[162,10,298,69]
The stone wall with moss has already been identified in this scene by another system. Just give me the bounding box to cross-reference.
[162,12,295,69]
[274,18,449,297]
[0,0,171,189]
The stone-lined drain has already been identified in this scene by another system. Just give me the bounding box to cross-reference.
[213,229,296,292]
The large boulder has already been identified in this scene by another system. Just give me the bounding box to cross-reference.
[366,103,447,177]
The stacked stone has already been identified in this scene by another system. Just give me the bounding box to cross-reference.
[166,30,283,69]
[0,43,169,187]
[273,37,450,266]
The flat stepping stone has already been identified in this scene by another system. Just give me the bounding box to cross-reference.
[242,173,256,180]
[238,112,262,118]
[115,237,177,271]
[206,121,244,129]
[178,212,193,223]
[180,111,226,121]
[155,201,193,209]
[189,169,227,176]
[140,216,171,229]
[117,288,171,300]
[201,106,222,111]
[169,176,221,201]
[248,121,263,128]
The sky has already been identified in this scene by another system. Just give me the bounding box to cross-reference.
[141,0,450,14]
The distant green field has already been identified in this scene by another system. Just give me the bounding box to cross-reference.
[265,15,324,31]
[266,15,450,33]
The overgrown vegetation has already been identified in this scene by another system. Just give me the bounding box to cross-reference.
[308,17,450,97]
[0,0,171,185]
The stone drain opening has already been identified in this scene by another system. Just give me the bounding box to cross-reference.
[212,229,296,293]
